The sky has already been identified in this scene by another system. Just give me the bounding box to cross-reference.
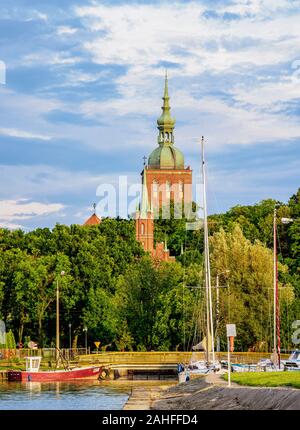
[0,0,300,230]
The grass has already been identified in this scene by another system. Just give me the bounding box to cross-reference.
[223,372,300,389]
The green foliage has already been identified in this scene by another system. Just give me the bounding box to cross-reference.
[0,188,300,352]
[210,225,293,351]
[225,372,300,389]
[5,330,16,349]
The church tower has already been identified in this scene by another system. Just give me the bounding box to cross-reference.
[135,169,154,252]
[144,73,192,212]
[135,165,175,262]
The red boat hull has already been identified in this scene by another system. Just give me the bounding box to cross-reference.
[8,366,102,382]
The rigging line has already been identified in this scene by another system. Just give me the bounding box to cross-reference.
[188,277,204,352]
[187,286,202,352]
[182,231,187,352]
[268,287,272,352]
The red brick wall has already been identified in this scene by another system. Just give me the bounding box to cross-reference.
[145,167,192,210]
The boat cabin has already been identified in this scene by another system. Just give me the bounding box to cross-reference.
[25,356,42,372]
[289,350,300,361]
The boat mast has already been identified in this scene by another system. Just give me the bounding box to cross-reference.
[273,207,281,367]
[56,277,60,365]
[201,137,215,363]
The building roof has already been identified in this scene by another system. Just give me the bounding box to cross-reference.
[139,169,152,219]
[148,145,184,169]
[148,72,185,170]
[83,213,101,226]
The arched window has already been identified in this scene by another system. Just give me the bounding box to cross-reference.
[179,181,184,198]
[166,181,171,199]
[141,223,145,235]
[152,180,158,198]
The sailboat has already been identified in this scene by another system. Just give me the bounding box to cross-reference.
[178,137,220,382]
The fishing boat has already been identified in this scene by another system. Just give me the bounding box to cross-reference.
[8,271,102,382]
[8,356,102,382]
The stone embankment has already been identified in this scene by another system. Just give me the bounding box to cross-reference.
[123,370,300,410]
[152,371,300,410]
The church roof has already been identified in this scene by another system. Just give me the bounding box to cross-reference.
[140,169,152,218]
[83,208,101,226]
[83,213,101,226]
[148,72,185,170]
[148,145,184,169]
[156,71,176,130]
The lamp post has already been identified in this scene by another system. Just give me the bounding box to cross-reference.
[68,323,72,351]
[83,327,88,354]
[56,270,65,364]
[271,213,294,367]
[215,270,230,352]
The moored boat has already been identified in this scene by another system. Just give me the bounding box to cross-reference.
[8,356,102,382]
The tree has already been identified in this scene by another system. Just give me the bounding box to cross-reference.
[210,224,293,351]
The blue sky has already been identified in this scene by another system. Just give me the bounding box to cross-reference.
[0,0,300,229]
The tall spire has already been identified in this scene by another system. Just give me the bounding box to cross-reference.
[163,70,170,108]
[140,169,151,219]
[157,72,175,146]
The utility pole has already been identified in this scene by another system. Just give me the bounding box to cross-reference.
[83,327,88,354]
[216,274,220,352]
[69,323,72,350]
[56,278,60,363]
[273,207,281,368]
[56,271,65,365]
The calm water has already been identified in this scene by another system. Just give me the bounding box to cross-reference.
[0,380,130,410]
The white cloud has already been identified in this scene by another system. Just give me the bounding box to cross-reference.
[57,26,78,36]
[69,1,300,151]
[75,2,300,73]
[0,221,25,230]
[22,52,82,66]
[0,127,51,141]
[0,164,140,200]
[2,1,300,158]
[0,199,64,224]
[231,77,300,110]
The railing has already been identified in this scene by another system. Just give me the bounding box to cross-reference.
[0,349,290,366]
[78,351,290,366]
[0,348,89,361]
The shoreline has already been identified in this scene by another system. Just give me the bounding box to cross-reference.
[153,372,300,410]
[123,371,300,410]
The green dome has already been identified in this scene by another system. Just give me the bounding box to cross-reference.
[148,145,184,169]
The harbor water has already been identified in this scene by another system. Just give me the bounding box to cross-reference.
[0,380,130,410]
[0,379,175,410]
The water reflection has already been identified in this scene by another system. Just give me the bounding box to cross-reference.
[0,380,175,410]
[0,380,130,410]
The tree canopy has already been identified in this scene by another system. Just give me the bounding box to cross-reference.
[0,189,300,352]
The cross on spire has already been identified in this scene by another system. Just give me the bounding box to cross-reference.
[143,155,147,166]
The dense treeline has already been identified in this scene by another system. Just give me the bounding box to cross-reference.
[0,189,300,352]
[0,220,197,351]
